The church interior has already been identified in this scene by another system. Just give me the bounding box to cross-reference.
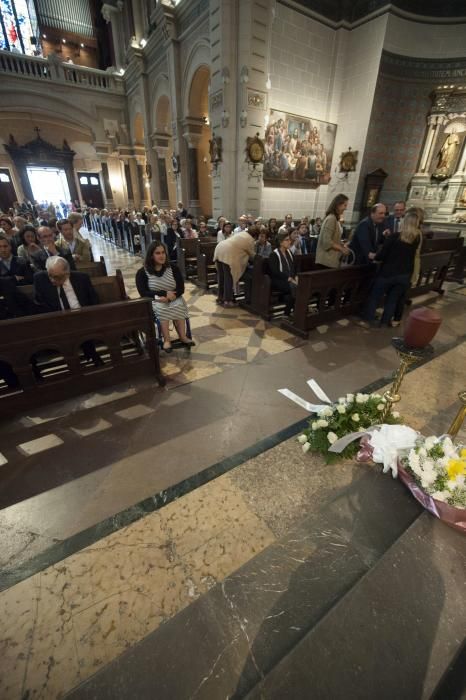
[0,1,466,698]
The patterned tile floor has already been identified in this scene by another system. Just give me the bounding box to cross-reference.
[86,232,306,387]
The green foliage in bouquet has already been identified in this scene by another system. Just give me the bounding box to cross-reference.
[298,392,401,464]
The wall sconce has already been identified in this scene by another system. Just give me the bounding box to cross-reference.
[140,38,147,48]
[221,110,230,128]
[203,115,210,126]
[265,74,272,90]
[221,67,230,85]
[240,66,249,84]
[240,110,248,128]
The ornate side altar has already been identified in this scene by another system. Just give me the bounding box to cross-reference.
[408,86,466,224]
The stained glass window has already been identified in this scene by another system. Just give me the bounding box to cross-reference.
[0,0,40,55]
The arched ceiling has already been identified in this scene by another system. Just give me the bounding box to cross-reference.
[290,0,466,23]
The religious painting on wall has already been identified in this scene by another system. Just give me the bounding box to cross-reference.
[263,109,337,188]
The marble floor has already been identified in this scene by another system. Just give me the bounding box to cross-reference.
[0,232,465,698]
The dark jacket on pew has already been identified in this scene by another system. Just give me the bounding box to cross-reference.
[33,271,99,312]
[31,246,76,272]
[0,255,33,285]
[349,217,383,265]
[267,249,296,281]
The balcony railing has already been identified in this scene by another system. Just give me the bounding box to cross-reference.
[0,50,125,94]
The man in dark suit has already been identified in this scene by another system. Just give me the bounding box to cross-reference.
[31,225,76,272]
[34,256,98,310]
[385,200,406,235]
[349,203,390,265]
[0,234,33,284]
[33,256,102,367]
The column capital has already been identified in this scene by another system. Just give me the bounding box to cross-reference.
[151,131,171,158]
[182,117,205,148]
[101,1,123,23]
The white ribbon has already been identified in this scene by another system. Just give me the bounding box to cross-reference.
[278,379,332,414]
[277,389,328,414]
[307,379,332,405]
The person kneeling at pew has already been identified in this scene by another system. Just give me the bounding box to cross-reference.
[33,256,103,368]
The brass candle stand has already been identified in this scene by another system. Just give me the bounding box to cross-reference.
[380,338,434,423]
[447,391,466,439]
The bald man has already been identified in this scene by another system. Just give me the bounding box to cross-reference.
[349,204,390,265]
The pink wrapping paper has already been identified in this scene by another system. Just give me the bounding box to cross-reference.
[397,465,466,533]
[356,441,466,533]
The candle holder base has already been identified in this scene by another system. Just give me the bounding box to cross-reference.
[380,339,434,422]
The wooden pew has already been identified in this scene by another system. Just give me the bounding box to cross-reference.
[281,264,376,338]
[240,254,317,320]
[181,238,199,279]
[17,270,126,306]
[409,250,455,298]
[448,241,466,283]
[76,256,108,278]
[0,298,165,417]
[195,241,217,290]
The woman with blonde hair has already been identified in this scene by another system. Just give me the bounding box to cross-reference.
[362,209,422,327]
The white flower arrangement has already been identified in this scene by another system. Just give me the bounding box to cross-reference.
[402,436,466,508]
[298,392,400,463]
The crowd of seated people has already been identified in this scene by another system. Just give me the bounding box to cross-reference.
[1,194,434,370]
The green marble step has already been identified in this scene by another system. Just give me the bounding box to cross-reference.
[64,466,422,700]
[246,514,466,700]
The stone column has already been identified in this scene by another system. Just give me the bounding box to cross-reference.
[151,132,171,206]
[228,0,276,219]
[132,0,145,42]
[424,115,445,174]
[182,118,204,215]
[155,2,186,207]
[127,157,140,209]
[101,1,125,70]
[418,116,438,174]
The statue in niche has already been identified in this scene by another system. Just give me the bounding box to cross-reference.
[433,128,460,180]
[209,134,222,163]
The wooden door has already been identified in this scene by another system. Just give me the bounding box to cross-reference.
[78,172,104,208]
[0,169,18,212]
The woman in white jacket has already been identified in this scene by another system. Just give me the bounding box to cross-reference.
[214,225,258,306]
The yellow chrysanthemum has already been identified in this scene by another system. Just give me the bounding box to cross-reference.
[446,459,466,480]
[460,448,466,459]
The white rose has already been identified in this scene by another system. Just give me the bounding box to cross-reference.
[317,419,328,428]
[424,436,437,451]
[421,470,437,488]
[356,394,365,404]
[302,441,311,453]
[392,411,400,419]
[371,393,382,400]
[312,422,318,430]
[418,447,427,458]
[319,406,333,418]
[351,413,360,422]
[327,431,338,444]
[337,405,346,414]
[297,434,308,444]
[346,393,354,403]
[338,397,346,405]
[377,404,385,411]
